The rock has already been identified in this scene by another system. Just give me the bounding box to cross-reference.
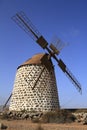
[0,110,44,120]
[21,113,29,119]
[82,116,87,125]
[73,112,87,125]
[0,123,7,129]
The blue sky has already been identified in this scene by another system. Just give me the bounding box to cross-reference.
[0,0,87,108]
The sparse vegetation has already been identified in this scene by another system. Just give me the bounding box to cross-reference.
[35,124,44,130]
[0,109,76,123]
[32,118,40,123]
[75,109,87,113]
[0,119,87,130]
[1,109,87,130]
[39,109,76,123]
[0,112,9,120]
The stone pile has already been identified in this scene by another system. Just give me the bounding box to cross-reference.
[1,110,87,125]
[73,112,87,125]
[0,111,43,120]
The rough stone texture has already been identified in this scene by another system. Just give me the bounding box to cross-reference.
[9,53,60,112]
[0,110,43,120]
[73,112,87,125]
[1,110,87,125]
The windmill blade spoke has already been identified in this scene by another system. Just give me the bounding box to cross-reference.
[3,94,12,108]
[58,59,82,94]
[32,67,45,90]
[12,11,41,41]
[50,36,67,55]
[12,11,48,49]
[65,68,82,93]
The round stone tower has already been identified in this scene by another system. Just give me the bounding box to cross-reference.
[9,53,60,112]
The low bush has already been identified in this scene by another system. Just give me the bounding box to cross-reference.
[32,118,40,123]
[0,112,9,120]
[40,109,76,123]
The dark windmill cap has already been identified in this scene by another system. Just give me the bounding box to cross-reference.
[17,53,54,71]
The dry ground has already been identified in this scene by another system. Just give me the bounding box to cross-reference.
[0,119,87,130]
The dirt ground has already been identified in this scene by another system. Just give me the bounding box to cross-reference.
[0,119,87,130]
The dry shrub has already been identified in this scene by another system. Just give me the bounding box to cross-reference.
[0,112,9,120]
[75,109,87,113]
[40,109,76,123]
[32,118,40,123]
[35,124,44,130]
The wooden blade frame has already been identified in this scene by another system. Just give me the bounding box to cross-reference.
[3,94,12,109]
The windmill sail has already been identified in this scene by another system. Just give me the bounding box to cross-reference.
[58,59,82,93]
[3,94,12,108]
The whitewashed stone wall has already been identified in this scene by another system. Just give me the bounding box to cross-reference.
[9,64,60,112]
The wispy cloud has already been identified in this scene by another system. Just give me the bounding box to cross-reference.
[61,27,80,39]
[70,28,80,37]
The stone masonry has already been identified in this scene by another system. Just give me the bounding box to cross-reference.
[9,53,60,112]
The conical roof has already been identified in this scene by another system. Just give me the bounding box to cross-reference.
[18,53,53,70]
[22,53,45,65]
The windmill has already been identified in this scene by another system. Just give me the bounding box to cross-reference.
[4,12,82,111]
